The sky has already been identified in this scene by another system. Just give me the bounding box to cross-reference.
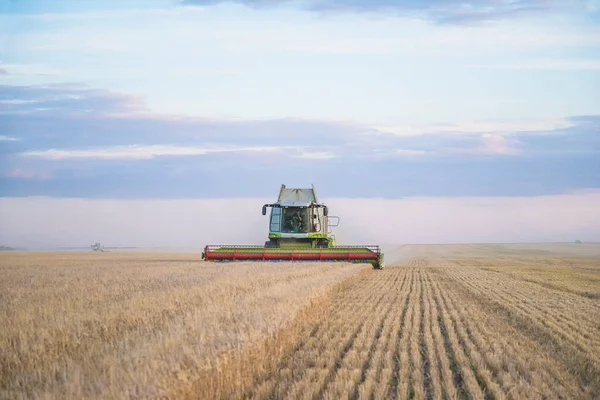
[0,0,599,247]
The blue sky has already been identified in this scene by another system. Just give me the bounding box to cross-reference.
[0,0,599,246]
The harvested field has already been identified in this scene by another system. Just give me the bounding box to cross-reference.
[192,244,600,399]
[1,244,600,399]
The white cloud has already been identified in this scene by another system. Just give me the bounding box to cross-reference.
[0,135,19,141]
[20,7,201,21]
[21,144,294,160]
[395,149,428,156]
[5,169,52,180]
[8,5,600,58]
[440,134,520,155]
[204,13,600,55]
[1,192,598,249]
[480,134,519,155]
[0,63,64,77]
[297,151,336,159]
[373,117,576,136]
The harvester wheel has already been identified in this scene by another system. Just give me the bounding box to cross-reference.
[372,262,385,270]
[373,254,385,270]
[265,240,280,248]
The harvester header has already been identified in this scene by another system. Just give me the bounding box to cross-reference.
[202,184,384,269]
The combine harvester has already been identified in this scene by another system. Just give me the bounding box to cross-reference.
[202,184,384,269]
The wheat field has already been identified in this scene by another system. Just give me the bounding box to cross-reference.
[0,252,362,399]
[1,244,599,399]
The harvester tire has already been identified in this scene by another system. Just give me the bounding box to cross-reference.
[265,240,280,248]
[318,241,329,248]
[373,262,385,270]
[373,254,385,270]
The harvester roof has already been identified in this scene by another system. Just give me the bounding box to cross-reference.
[277,184,320,207]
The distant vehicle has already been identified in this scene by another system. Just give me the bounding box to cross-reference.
[91,242,105,252]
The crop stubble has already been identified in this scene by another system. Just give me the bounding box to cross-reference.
[196,256,600,399]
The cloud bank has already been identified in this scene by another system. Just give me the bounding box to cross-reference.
[1,192,598,249]
[1,83,599,198]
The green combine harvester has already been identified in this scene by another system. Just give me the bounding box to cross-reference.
[202,184,384,269]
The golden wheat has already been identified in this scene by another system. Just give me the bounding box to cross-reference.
[0,252,363,399]
[2,245,599,399]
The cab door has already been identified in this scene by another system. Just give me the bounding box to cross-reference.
[269,207,282,232]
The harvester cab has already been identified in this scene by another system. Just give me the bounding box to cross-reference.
[262,184,335,249]
[202,184,384,269]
